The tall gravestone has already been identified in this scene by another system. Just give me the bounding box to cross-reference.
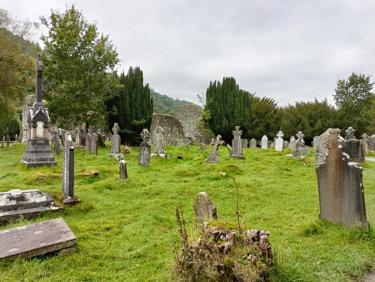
[344,127,365,163]
[62,133,78,204]
[90,132,98,155]
[153,123,166,157]
[22,55,56,167]
[289,136,296,151]
[230,126,245,159]
[368,135,375,152]
[194,192,217,227]
[275,131,284,152]
[139,129,151,167]
[242,138,248,149]
[250,138,257,148]
[206,135,224,163]
[292,131,305,158]
[119,159,128,180]
[110,123,121,157]
[261,135,268,149]
[316,129,368,228]
[85,130,91,152]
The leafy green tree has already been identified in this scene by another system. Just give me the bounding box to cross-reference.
[333,73,374,134]
[106,67,153,144]
[204,77,251,142]
[41,5,119,129]
[0,117,20,138]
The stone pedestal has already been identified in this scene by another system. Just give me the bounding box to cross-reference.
[22,138,57,167]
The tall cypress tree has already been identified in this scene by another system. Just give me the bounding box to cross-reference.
[106,67,153,144]
[204,77,251,142]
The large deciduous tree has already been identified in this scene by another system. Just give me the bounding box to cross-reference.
[41,5,119,129]
[204,77,251,142]
[106,67,153,144]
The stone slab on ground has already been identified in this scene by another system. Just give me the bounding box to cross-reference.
[0,218,76,259]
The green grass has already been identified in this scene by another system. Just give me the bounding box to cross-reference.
[0,144,374,281]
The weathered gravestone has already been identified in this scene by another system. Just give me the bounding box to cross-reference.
[289,136,296,151]
[283,140,289,149]
[250,138,257,148]
[275,131,284,152]
[344,127,365,163]
[368,135,375,152]
[242,138,248,149]
[361,133,369,155]
[110,123,121,157]
[6,135,9,147]
[316,128,369,228]
[119,159,128,180]
[0,218,76,259]
[292,131,305,158]
[206,135,224,163]
[230,126,245,159]
[62,133,79,205]
[153,123,166,157]
[194,192,217,227]
[85,130,91,152]
[139,129,151,167]
[261,135,268,149]
[90,132,98,155]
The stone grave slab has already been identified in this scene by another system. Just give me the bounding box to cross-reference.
[0,218,76,259]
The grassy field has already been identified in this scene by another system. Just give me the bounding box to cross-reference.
[0,144,374,282]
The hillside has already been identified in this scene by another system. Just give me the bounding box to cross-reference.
[151,89,199,116]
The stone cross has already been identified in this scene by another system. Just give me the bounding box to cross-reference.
[139,129,151,166]
[194,192,217,228]
[293,131,305,158]
[110,123,121,156]
[230,126,244,158]
[261,135,268,149]
[345,126,356,140]
[62,132,78,204]
[119,159,128,180]
[316,128,368,228]
[206,135,224,163]
[275,131,284,152]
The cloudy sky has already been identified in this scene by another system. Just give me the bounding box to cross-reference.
[2,0,375,106]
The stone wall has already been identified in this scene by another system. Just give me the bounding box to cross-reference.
[150,113,185,145]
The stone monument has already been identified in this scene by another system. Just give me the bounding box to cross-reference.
[344,127,365,163]
[153,123,166,157]
[139,129,151,166]
[316,128,368,228]
[194,192,217,227]
[119,159,128,180]
[261,135,268,149]
[289,136,296,151]
[275,131,284,152]
[90,131,98,155]
[206,135,224,163]
[62,132,79,204]
[230,126,245,159]
[292,131,305,158]
[110,123,121,157]
[250,138,257,148]
[22,55,56,167]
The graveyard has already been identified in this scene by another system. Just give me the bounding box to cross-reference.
[0,142,374,281]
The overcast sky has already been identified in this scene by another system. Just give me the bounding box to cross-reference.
[2,0,375,106]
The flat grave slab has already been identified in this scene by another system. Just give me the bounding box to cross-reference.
[0,218,76,259]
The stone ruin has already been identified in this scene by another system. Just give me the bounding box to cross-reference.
[0,189,60,225]
[150,113,185,146]
[316,128,368,228]
[62,132,79,205]
[206,135,224,163]
[22,55,56,167]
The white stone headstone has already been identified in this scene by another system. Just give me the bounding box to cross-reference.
[261,135,268,149]
[275,131,284,152]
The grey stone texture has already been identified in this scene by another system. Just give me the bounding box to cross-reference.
[242,138,248,148]
[0,218,76,259]
[275,131,284,152]
[139,129,151,166]
[194,192,217,226]
[90,132,98,155]
[110,123,121,156]
[261,135,268,149]
[150,113,185,146]
[62,133,78,204]
[152,124,166,157]
[119,159,128,180]
[368,135,375,152]
[206,135,224,163]
[230,126,245,159]
[250,138,257,148]
[316,128,368,228]
[292,131,305,158]
[289,136,296,151]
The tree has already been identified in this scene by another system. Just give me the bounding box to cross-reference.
[333,73,374,134]
[106,67,153,144]
[250,95,280,140]
[204,77,251,142]
[41,5,119,129]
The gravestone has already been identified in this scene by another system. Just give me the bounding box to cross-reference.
[368,135,375,152]
[293,131,305,158]
[85,130,91,152]
[316,128,368,228]
[361,133,369,155]
[110,123,121,157]
[230,126,245,159]
[52,134,61,156]
[194,192,217,227]
[313,136,320,151]
[90,132,98,155]
[289,136,296,151]
[6,135,9,147]
[250,138,257,148]
[153,123,166,157]
[1,136,4,148]
[119,159,128,180]
[139,129,151,167]
[283,140,289,149]
[261,135,268,149]
[345,126,356,140]
[242,138,248,149]
[343,127,365,163]
[206,135,224,163]
[275,131,284,152]
[22,55,56,167]
[0,218,76,259]
[62,133,78,204]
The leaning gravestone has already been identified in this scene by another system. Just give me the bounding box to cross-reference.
[194,192,217,227]
[0,218,76,259]
[261,135,268,149]
[275,131,284,152]
[90,132,98,155]
[139,129,151,167]
[316,128,368,228]
[250,138,257,148]
[206,135,224,163]
[110,123,121,157]
[6,135,9,147]
[230,126,245,159]
[62,132,79,204]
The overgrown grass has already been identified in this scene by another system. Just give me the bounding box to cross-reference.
[0,144,374,281]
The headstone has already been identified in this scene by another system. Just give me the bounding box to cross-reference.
[0,189,60,225]
[15,134,18,143]
[206,135,224,163]
[0,218,76,259]
[62,133,78,204]
[368,135,375,152]
[6,135,9,147]
[316,128,368,228]
[345,139,365,163]
[261,135,268,149]
[119,159,128,180]
[139,129,151,167]
[250,138,257,148]
[361,133,369,155]
[275,131,284,152]
[292,131,305,158]
[283,140,289,149]
[52,134,61,156]
[230,126,245,159]
[313,136,320,151]
[90,132,98,155]
[242,138,248,149]
[21,55,56,167]
[110,123,121,156]
[289,136,296,151]
[85,130,91,151]
[194,192,217,226]
[153,123,166,157]
[345,126,356,140]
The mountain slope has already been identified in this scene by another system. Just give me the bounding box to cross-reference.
[151,89,198,116]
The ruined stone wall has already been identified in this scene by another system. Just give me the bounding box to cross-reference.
[150,113,185,145]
